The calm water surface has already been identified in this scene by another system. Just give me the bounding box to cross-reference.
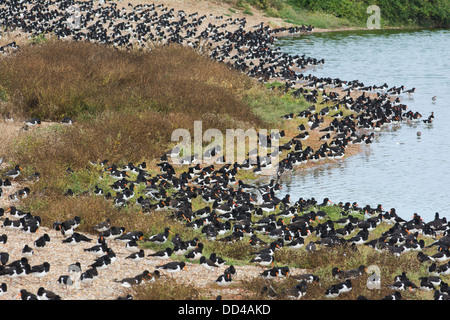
[275,29,450,221]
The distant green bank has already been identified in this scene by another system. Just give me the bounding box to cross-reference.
[230,0,449,29]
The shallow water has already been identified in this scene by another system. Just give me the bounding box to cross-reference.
[275,29,450,221]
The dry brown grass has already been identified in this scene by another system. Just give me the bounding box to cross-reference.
[0,121,22,156]
[0,40,261,124]
[0,40,272,196]
[240,242,433,300]
[129,275,201,300]
[0,40,279,248]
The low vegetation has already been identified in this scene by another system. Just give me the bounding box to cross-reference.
[292,0,449,28]
[0,36,445,300]
[130,276,201,300]
[0,40,271,188]
[226,0,449,29]
[0,39,309,241]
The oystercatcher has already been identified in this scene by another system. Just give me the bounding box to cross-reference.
[34,233,50,250]
[18,289,38,300]
[93,219,112,233]
[80,267,98,285]
[57,275,73,289]
[62,232,92,245]
[4,165,22,180]
[200,256,219,272]
[156,261,187,273]
[148,247,173,260]
[125,249,145,263]
[290,281,308,299]
[215,271,232,286]
[101,226,126,240]
[83,241,108,256]
[37,287,61,300]
[146,227,173,244]
[30,262,50,277]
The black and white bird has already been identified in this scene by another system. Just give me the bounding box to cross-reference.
[57,275,74,289]
[30,262,50,277]
[83,241,108,256]
[25,118,41,127]
[200,256,220,272]
[325,279,352,298]
[381,291,402,300]
[0,234,7,245]
[156,261,187,273]
[147,247,173,260]
[0,252,9,266]
[289,281,308,299]
[18,289,38,300]
[93,219,112,233]
[0,283,7,296]
[4,165,22,180]
[80,267,98,285]
[185,243,204,260]
[292,273,320,284]
[100,226,126,240]
[260,268,279,279]
[209,253,226,266]
[214,271,233,286]
[117,230,144,243]
[90,249,116,270]
[34,233,50,250]
[250,253,274,267]
[61,116,74,125]
[62,232,92,245]
[37,287,61,300]
[124,239,140,253]
[125,249,145,263]
[146,227,173,244]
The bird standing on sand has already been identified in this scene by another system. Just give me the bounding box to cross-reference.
[22,245,33,258]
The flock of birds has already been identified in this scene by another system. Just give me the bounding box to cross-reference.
[0,0,444,301]
[0,0,319,79]
[2,138,449,300]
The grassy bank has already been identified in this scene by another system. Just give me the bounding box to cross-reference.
[228,0,449,29]
[0,40,262,174]
[0,39,309,228]
[227,0,355,29]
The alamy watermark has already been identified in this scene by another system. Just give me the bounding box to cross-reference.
[169,121,280,168]
[67,0,105,30]
[366,265,381,289]
[366,5,381,29]
[67,4,81,30]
